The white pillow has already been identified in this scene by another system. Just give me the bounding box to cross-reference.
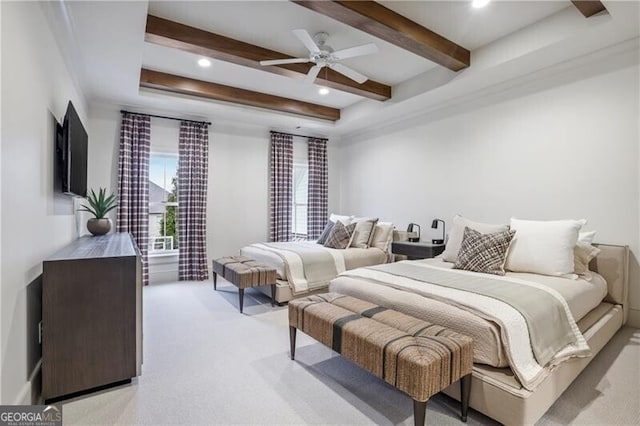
[578,231,596,244]
[442,215,510,263]
[329,213,353,225]
[370,222,394,252]
[505,218,586,276]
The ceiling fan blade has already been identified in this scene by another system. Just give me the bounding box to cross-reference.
[329,63,368,84]
[305,65,322,84]
[332,43,378,60]
[293,29,320,53]
[260,57,310,66]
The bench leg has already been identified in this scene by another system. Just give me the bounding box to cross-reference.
[270,284,276,307]
[289,326,297,360]
[238,288,244,313]
[413,399,427,426]
[213,272,217,290]
[460,373,471,422]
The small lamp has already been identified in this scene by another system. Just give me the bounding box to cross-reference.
[431,219,445,244]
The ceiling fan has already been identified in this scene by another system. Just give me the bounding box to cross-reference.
[259,30,378,85]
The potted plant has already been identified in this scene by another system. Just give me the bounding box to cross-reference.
[79,188,118,236]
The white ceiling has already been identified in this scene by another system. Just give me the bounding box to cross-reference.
[380,1,569,50]
[51,0,640,136]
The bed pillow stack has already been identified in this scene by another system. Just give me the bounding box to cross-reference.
[446,215,598,278]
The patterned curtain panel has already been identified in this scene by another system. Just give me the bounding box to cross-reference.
[116,113,151,285]
[270,132,293,242]
[178,121,210,281]
[307,137,329,240]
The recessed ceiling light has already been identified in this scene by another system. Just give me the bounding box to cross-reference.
[472,0,490,8]
[318,87,330,95]
[197,58,211,67]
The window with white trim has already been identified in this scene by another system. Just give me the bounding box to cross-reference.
[291,137,308,239]
[149,153,178,253]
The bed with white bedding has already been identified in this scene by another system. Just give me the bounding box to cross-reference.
[331,257,608,369]
[329,245,629,425]
[241,241,388,303]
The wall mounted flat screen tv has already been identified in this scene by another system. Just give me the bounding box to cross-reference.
[57,101,87,197]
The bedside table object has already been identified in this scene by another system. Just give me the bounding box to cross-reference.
[431,218,446,244]
[392,241,445,260]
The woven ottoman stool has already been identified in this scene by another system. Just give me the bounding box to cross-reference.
[289,293,473,426]
[212,256,276,313]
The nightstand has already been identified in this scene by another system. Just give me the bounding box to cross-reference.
[391,241,446,260]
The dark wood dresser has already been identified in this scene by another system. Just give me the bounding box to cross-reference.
[42,233,142,401]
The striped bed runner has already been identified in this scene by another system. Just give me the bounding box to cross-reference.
[289,293,473,402]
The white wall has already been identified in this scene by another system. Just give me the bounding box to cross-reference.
[338,56,640,326]
[0,0,4,403]
[88,107,341,274]
[1,2,88,404]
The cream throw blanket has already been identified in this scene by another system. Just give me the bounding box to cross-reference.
[250,242,345,293]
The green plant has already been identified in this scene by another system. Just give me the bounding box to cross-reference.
[80,188,118,219]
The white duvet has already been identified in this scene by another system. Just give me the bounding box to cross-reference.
[243,242,345,293]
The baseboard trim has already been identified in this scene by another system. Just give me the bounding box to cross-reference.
[627,308,640,328]
[13,359,42,405]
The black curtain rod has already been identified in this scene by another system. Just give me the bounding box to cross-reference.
[270,130,327,139]
[121,110,211,126]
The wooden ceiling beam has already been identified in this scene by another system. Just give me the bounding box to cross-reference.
[145,15,391,101]
[292,1,470,72]
[570,1,607,18]
[139,69,340,121]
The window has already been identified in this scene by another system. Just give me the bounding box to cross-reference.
[291,137,309,240]
[292,163,308,239]
[149,153,178,253]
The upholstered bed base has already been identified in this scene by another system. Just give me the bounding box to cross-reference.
[443,303,623,425]
[261,244,628,425]
[443,243,629,425]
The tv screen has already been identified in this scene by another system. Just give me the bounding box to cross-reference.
[60,101,88,197]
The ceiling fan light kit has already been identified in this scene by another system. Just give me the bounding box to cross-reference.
[259,29,378,85]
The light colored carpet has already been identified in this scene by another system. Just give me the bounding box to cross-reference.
[62,280,640,425]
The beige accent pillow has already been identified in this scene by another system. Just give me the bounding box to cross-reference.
[442,215,510,263]
[370,222,394,251]
[574,241,601,275]
[505,218,586,276]
[350,218,378,249]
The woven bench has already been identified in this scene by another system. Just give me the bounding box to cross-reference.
[212,256,277,313]
[289,293,473,426]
